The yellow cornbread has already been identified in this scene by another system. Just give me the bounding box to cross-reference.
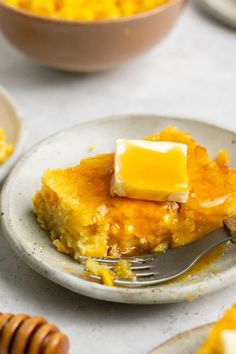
[85,259,115,286]
[33,126,236,259]
[2,0,169,20]
[0,127,14,164]
[196,304,236,354]
[85,259,134,286]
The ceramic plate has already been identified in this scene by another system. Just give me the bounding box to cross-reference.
[0,86,26,182]
[1,115,236,304]
[195,0,236,29]
[150,323,212,354]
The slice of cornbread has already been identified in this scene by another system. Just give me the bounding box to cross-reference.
[196,304,236,354]
[33,126,236,258]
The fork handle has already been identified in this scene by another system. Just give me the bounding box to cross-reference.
[224,216,236,244]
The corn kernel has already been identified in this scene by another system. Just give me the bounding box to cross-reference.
[2,0,170,20]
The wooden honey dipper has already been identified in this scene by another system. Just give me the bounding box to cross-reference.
[0,312,69,354]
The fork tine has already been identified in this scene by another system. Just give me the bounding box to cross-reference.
[78,255,153,267]
[87,274,102,282]
[113,278,152,286]
[113,277,161,287]
[84,263,152,272]
[125,256,155,263]
[86,263,153,273]
[79,256,118,264]
[135,271,154,277]
[130,264,152,270]
[87,271,155,284]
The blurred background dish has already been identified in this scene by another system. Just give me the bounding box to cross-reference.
[149,324,211,354]
[0,0,185,72]
[0,86,26,182]
[194,0,236,29]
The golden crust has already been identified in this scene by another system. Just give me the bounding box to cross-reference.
[33,126,236,258]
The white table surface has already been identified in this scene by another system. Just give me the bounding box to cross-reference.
[0,2,236,354]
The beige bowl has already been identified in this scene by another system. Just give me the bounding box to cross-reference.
[0,0,185,72]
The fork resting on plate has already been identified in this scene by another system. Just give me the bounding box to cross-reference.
[82,216,236,287]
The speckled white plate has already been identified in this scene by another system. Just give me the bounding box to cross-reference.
[195,0,236,29]
[150,323,212,354]
[0,86,26,182]
[1,115,236,304]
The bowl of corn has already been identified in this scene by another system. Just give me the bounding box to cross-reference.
[0,0,186,72]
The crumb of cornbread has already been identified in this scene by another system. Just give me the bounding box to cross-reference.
[86,259,115,286]
[113,260,135,280]
[2,0,169,20]
[85,259,134,286]
[87,145,95,153]
[196,304,236,354]
[33,126,236,259]
[0,128,14,164]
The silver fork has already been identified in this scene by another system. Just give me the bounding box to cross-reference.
[82,216,236,287]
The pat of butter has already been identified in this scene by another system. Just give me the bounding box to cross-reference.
[221,330,236,354]
[111,139,189,203]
